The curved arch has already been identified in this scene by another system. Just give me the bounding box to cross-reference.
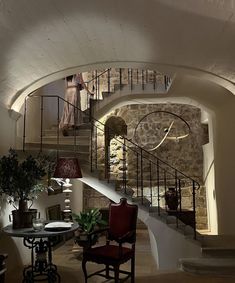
[11,62,235,112]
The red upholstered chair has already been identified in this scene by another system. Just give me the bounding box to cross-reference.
[82,198,138,283]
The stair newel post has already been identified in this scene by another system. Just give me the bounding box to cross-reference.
[130,69,133,90]
[23,96,27,152]
[136,151,139,198]
[175,169,179,228]
[140,148,144,205]
[122,138,127,194]
[40,96,44,152]
[153,70,156,90]
[107,68,111,95]
[149,161,153,207]
[157,159,160,216]
[164,170,167,211]
[119,68,122,90]
[56,97,60,159]
[142,70,144,90]
[192,180,197,239]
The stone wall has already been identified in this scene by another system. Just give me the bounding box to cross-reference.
[86,103,208,230]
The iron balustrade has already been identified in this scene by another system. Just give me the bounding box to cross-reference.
[23,69,199,239]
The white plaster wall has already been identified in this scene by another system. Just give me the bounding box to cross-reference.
[203,113,217,234]
[213,98,235,234]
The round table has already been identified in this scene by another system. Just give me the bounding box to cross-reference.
[3,222,79,283]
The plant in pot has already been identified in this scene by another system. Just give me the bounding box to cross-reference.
[0,149,48,229]
[73,208,107,250]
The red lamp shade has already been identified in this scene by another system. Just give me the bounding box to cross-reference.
[53,157,82,178]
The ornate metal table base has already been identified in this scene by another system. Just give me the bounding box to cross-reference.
[23,237,61,283]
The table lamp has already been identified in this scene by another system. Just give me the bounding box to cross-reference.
[53,157,82,221]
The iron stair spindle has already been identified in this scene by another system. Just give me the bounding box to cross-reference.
[57,97,60,159]
[164,170,167,211]
[175,170,179,228]
[108,68,111,95]
[140,148,143,205]
[123,138,127,194]
[153,71,156,90]
[95,70,98,100]
[164,75,167,90]
[142,70,144,90]
[40,96,44,152]
[149,161,153,206]
[95,126,98,170]
[130,69,133,90]
[136,69,139,84]
[157,160,160,216]
[90,120,94,172]
[119,68,122,90]
[73,105,77,152]
[23,97,27,152]
[193,180,197,239]
[136,152,139,198]
[179,178,182,212]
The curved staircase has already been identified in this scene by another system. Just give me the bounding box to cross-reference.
[18,68,235,274]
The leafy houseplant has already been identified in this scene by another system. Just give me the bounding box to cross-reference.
[0,149,47,228]
[73,208,107,249]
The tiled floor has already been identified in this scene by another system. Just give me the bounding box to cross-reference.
[6,229,235,282]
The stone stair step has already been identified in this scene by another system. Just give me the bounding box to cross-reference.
[43,129,91,137]
[202,247,235,258]
[42,135,89,143]
[15,149,89,164]
[25,143,89,154]
[179,257,235,276]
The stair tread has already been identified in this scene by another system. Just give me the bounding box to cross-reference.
[180,257,235,266]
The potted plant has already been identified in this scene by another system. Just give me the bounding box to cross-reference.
[0,149,48,228]
[73,208,107,250]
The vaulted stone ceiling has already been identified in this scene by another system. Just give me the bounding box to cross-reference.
[1,0,235,109]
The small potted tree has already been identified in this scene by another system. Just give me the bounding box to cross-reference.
[0,149,48,229]
[73,208,107,250]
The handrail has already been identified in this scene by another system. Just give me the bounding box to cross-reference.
[84,69,111,84]
[24,71,200,239]
[27,94,200,190]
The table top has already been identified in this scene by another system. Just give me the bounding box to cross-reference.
[3,222,79,238]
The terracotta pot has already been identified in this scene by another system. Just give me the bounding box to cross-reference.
[12,209,37,229]
[165,187,179,211]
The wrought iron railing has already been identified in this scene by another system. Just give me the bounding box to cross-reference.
[22,71,199,239]
[84,68,172,109]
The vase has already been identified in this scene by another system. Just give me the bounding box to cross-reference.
[165,187,179,211]
[12,209,38,229]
